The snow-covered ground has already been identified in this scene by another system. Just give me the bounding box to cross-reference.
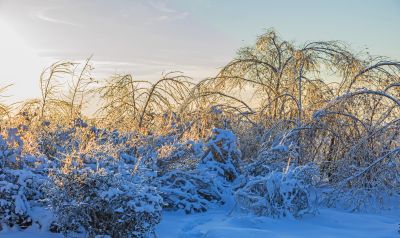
[1,207,399,238]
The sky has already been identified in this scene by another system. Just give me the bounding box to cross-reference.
[0,0,399,102]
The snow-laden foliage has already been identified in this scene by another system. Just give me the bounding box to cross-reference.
[307,94,400,211]
[160,171,222,213]
[243,122,302,174]
[0,168,45,230]
[235,165,319,218]
[0,130,47,231]
[2,123,165,236]
[38,127,164,238]
[0,128,24,168]
[322,147,400,211]
[233,125,319,218]
[45,166,162,237]
[159,128,242,213]
[199,128,242,183]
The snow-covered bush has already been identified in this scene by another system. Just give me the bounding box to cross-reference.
[234,123,266,163]
[308,92,400,211]
[156,138,221,213]
[233,122,320,219]
[235,165,319,218]
[242,121,302,177]
[156,140,203,175]
[0,130,47,230]
[159,128,242,213]
[160,171,222,213]
[245,143,292,177]
[0,169,37,230]
[0,128,24,169]
[199,128,242,184]
[323,147,400,211]
[35,121,92,161]
[45,166,162,237]
[39,129,162,237]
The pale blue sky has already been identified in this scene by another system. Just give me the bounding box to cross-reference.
[0,0,399,101]
[174,0,399,58]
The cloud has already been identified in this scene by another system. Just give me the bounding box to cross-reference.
[157,11,189,21]
[90,58,219,82]
[148,0,189,21]
[148,0,176,13]
[34,7,81,27]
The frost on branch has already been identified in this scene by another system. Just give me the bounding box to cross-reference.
[160,171,222,213]
[0,131,46,231]
[199,128,242,183]
[159,128,242,213]
[45,163,162,237]
[235,165,319,218]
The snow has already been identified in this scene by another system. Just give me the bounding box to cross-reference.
[156,208,400,238]
[1,207,399,237]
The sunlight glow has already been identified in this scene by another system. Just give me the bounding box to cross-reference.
[0,19,44,101]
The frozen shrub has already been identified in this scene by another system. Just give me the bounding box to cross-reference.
[235,165,319,218]
[0,169,32,230]
[241,122,302,179]
[0,130,46,230]
[159,128,242,213]
[199,128,242,184]
[36,123,93,161]
[0,168,45,230]
[45,167,162,237]
[0,128,24,168]
[157,140,203,175]
[234,123,267,162]
[323,148,400,211]
[159,170,222,213]
[244,144,291,177]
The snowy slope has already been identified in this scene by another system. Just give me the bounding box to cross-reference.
[1,208,399,238]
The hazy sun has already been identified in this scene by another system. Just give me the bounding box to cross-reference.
[0,19,45,102]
